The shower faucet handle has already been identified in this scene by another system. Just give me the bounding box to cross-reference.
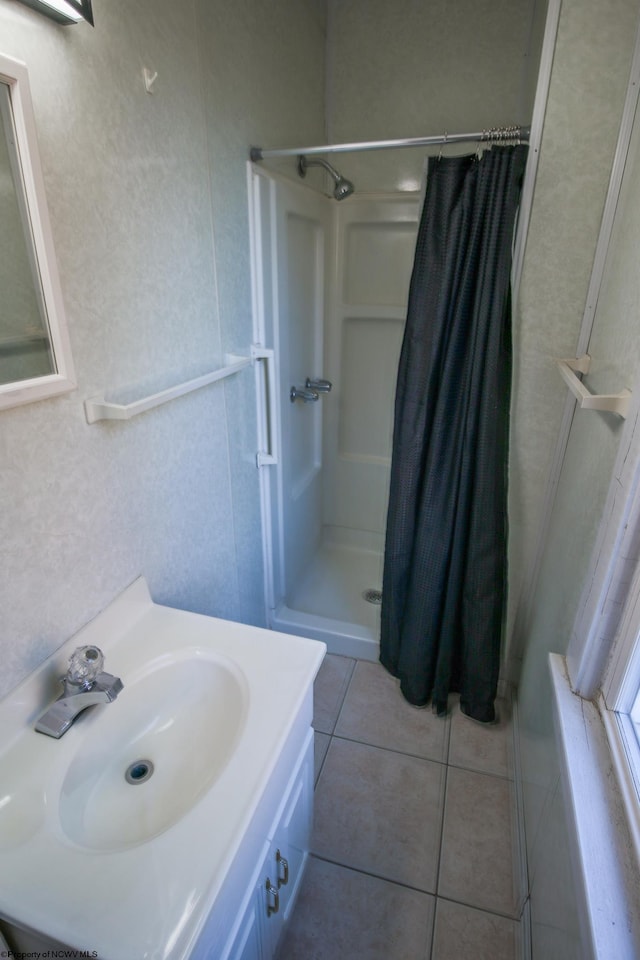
[305,377,332,393]
[290,385,319,403]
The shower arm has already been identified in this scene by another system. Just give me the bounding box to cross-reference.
[297,155,354,200]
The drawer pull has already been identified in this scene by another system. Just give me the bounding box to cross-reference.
[266,879,280,916]
[276,850,289,887]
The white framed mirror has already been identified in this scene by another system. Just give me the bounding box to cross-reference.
[0,52,75,410]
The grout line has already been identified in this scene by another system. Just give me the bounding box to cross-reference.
[315,655,357,737]
[434,893,525,925]
[312,657,356,786]
[445,758,515,782]
[430,696,452,957]
[311,657,525,954]
[430,760,450,960]
[306,854,522,926]
[313,730,332,787]
[510,694,534,947]
[333,656,357,731]
[328,731,450,767]
[325,726,514,781]
[307,853,437,898]
[519,894,533,960]
[436,764,449,896]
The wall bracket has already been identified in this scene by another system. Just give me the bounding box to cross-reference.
[554,354,631,419]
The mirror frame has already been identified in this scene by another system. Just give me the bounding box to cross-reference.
[0,52,76,411]
[16,1,94,27]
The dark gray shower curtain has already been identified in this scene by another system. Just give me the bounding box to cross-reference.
[380,144,528,724]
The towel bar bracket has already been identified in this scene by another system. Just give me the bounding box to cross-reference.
[554,354,631,419]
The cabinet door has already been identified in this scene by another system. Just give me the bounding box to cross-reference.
[219,843,271,960]
[276,742,313,925]
[258,850,286,957]
[225,897,262,960]
[261,734,314,957]
[210,734,315,960]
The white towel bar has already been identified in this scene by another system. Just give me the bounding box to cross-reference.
[84,355,252,423]
[554,355,631,419]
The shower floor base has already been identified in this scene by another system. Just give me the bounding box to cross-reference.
[271,539,382,662]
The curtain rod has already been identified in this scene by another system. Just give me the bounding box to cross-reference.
[249,126,530,162]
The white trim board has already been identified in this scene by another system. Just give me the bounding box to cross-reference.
[549,654,640,960]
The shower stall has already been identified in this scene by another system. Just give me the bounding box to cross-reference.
[249,160,421,660]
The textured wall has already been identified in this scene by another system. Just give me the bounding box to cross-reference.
[324,0,542,194]
[0,0,325,700]
[523,70,640,958]
[512,1,640,954]
[509,0,639,650]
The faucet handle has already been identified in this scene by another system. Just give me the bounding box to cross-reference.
[305,377,332,393]
[67,645,105,687]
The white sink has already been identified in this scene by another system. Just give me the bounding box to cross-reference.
[59,654,247,850]
[0,577,325,960]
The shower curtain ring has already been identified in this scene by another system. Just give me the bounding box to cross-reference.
[438,131,448,161]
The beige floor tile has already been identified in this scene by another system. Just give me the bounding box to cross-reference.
[448,697,512,778]
[314,732,330,784]
[276,857,434,960]
[313,737,446,893]
[439,766,519,917]
[431,898,519,960]
[335,660,450,762]
[313,654,355,734]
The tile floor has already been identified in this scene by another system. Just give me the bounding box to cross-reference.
[276,655,524,960]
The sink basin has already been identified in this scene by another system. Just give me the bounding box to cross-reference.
[59,654,247,850]
[0,576,325,960]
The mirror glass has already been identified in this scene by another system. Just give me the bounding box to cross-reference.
[0,53,75,410]
[0,81,56,386]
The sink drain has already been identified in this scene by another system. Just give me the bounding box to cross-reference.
[363,588,383,605]
[125,759,154,785]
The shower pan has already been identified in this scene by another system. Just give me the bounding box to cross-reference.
[248,161,420,659]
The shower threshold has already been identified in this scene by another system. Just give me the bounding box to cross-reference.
[271,603,379,662]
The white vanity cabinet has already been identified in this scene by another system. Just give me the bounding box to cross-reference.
[193,719,315,960]
[221,730,313,960]
[257,738,313,959]
[1,722,316,960]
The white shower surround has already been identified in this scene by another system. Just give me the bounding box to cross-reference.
[250,165,420,660]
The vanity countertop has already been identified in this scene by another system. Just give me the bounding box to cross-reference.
[0,577,325,959]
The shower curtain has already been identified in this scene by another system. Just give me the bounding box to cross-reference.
[380,144,528,723]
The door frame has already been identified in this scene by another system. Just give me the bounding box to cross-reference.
[247,162,329,626]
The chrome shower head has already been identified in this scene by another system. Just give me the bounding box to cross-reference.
[297,155,355,201]
[332,173,355,201]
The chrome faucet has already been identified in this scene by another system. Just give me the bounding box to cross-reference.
[35,644,123,738]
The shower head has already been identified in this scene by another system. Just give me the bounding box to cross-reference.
[297,155,355,201]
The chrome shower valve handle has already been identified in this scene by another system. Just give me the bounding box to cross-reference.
[290,385,319,403]
[305,377,332,393]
